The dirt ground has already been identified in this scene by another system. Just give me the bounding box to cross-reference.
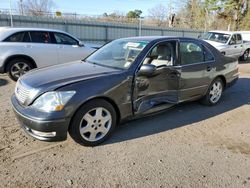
[0,63,250,188]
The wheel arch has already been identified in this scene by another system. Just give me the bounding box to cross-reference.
[203,75,227,97]
[68,96,121,130]
[3,55,37,72]
[216,75,227,89]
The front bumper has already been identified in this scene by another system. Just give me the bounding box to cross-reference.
[11,95,70,141]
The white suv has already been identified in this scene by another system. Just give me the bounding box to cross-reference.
[0,27,96,81]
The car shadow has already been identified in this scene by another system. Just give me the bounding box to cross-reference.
[104,77,250,145]
[0,78,8,87]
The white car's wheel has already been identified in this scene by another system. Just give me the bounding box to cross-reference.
[7,58,33,81]
[241,49,249,61]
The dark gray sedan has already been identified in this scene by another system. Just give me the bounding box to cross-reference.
[11,36,239,146]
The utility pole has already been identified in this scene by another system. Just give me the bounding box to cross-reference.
[9,0,13,27]
[139,17,144,36]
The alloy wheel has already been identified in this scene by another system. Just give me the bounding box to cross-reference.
[10,62,31,79]
[79,107,112,142]
[209,81,223,104]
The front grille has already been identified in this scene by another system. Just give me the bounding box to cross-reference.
[15,81,30,104]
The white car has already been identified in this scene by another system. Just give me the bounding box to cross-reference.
[202,30,250,61]
[0,27,96,81]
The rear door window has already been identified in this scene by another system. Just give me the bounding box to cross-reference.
[204,47,215,61]
[30,31,51,43]
[236,34,242,44]
[4,32,31,42]
[180,41,204,65]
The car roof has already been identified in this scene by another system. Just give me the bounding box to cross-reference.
[120,36,202,42]
[209,30,241,35]
[0,27,67,33]
[0,27,76,41]
[122,36,176,41]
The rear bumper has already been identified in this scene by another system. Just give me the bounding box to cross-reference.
[226,76,238,89]
[11,95,70,141]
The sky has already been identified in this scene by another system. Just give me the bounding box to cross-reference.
[0,0,185,16]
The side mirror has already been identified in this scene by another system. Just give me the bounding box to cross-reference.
[78,41,84,47]
[138,64,156,77]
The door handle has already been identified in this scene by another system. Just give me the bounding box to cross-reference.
[207,66,212,72]
[169,71,180,78]
[25,44,32,48]
[234,46,237,48]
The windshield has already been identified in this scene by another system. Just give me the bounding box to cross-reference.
[202,32,231,44]
[86,39,149,69]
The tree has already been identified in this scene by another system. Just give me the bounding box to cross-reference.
[175,0,206,29]
[126,10,142,19]
[18,0,55,16]
[148,4,168,26]
[240,3,250,29]
[205,0,249,30]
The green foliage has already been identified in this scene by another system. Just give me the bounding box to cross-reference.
[126,10,142,19]
[204,0,249,30]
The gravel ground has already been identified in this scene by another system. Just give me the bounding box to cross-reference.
[0,63,250,188]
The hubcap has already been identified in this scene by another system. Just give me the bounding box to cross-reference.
[209,81,223,103]
[10,62,31,79]
[244,51,249,60]
[79,107,112,142]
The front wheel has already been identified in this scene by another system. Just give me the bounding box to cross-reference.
[201,78,224,106]
[69,99,117,146]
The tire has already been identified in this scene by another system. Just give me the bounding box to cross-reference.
[201,78,224,106]
[69,99,117,146]
[6,58,33,81]
[240,49,249,61]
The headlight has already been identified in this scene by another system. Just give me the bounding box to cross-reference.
[32,91,76,112]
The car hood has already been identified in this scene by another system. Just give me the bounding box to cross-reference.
[204,40,227,50]
[20,61,122,91]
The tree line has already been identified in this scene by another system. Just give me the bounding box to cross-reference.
[16,0,250,31]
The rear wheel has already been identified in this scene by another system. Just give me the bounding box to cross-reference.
[69,99,117,146]
[6,58,33,81]
[240,49,249,61]
[201,78,224,106]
